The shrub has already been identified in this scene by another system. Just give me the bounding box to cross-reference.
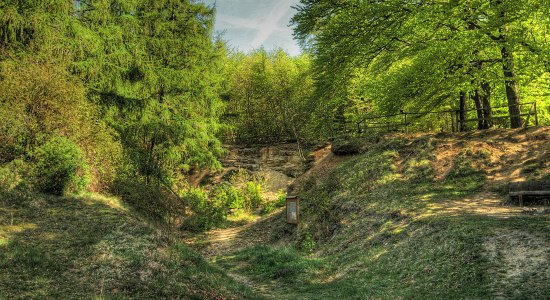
[227,185,246,212]
[33,136,90,195]
[0,159,30,190]
[183,187,227,231]
[276,189,287,206]
[212,183,246,212]
[300,232,316,254]
[245,181,263,209]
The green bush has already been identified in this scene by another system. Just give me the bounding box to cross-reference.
[245,181,263,209]
[213,183,246,212]
[0,159,29,190]
[33,136,90,195]
[183,187,227,231]
[227,185,246,211]
[276,189,287,206]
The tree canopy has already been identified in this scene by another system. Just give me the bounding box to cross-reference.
[292,0,550,132]
[0,0,226,191]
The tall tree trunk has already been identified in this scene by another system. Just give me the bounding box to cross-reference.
[459,91,467,132]
[494,0,522,128]
[500,46,522,128]
[472,89,484,130]
[481,82,493,129]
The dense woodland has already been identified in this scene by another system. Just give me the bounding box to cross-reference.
[0,0,549,230]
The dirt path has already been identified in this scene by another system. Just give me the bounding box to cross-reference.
[183,211,290,299]
[185,217,260,258]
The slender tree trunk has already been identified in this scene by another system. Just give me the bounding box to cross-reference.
[500,46,522,128]
[459,91,467,132]
[472,90,484,130]
[494,0,522,128]
[481,82,493,129]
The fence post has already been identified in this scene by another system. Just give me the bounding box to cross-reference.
[455,110,464,132]
[450,111,455,132]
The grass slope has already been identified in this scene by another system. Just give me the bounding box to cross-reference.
[213,128,550,299]
[0,190,258,299]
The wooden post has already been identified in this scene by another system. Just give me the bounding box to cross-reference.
[451,111,455,132]
[519,194,523,207]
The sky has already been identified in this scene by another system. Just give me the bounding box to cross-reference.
[203,0,302,56]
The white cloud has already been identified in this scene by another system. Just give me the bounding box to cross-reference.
[248,0,294,48]
[206,0,301,55]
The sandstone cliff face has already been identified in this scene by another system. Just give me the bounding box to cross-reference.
[221,143,308,178]
[220,143,312,194]
[189,143,314,195]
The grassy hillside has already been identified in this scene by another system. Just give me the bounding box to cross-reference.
[0,190,258,299]
[205,127,550,299]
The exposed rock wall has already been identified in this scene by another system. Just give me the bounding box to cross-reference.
[220,143,309,178]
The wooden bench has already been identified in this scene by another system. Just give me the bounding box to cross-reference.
[509,180,550,206]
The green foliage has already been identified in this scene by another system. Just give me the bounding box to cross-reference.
[262,202,276,215]
[277,189,287,205]
[0,59,122,192]
[0,159,29,191]
[0,0,228,225]
[300,232,316,254]
[292,0,550,133]
[245,181,263,209]
[183,188,227,231]
[222,49,315,142]
[210,183,247,215]
[262,189,287,214]
[32,136,89,196]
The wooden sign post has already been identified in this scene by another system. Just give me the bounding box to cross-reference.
[286,196,299,224]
